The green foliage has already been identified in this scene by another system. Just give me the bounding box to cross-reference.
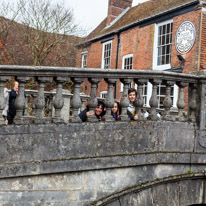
[187,170,195,174]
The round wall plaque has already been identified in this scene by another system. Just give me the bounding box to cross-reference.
[175,21,196,54]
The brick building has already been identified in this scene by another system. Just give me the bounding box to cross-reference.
[0,17,81,67]
[76,0,206,108]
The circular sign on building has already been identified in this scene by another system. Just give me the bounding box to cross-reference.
[175,21,196,54]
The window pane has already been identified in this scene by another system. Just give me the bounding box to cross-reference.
[123,56,133,70]
[159,26,162,36]
[163,25,166,34]
[156,21,173,66]
[162,35,165,45]
[103,42,111,69]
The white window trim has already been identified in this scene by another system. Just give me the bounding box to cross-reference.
[146,82,178,108]
[81,51,88,68]
[152,19,173,71]
[101,40,112,69]
[121,54,133,92]
[122,54,133,69]
[100,91,108,99]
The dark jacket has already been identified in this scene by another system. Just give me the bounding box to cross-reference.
[7,89,17,124]
[127,109,135,120]
[79,108,105,122]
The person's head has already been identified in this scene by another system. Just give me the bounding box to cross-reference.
[112,101,121,115]
[95,101,105,116]
[128,88,137,104]
[13,81,19,92]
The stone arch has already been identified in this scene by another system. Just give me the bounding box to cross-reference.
[91,173,206,206]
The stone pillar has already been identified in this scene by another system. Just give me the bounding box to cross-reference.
[104,78,117,121]
[197,81,206,130]
[53,76,68,123]
[47,94,53,117]
[70,77,84,123]
[0,76,10,125]
[176,82,187,121]
[120,78,133,121]
[163,80,174,121]
[13,76,30,124]
[31,92,38,116]
[134,79,148,120]
[24,93,30,117]
[34,77,50,124]
[148,79,162,121]
[87,78,101,122]
[80,93,89,112]
[188,83,197,122]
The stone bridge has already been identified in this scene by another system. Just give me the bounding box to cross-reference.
[1,66,206,206]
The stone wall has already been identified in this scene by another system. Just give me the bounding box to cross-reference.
[0,121,206,205]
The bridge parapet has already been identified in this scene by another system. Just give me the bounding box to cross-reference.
[0,65,202,125]
[1,66,206,205]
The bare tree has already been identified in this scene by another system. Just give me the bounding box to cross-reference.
[0,0,82,66]
[0,1,23,44]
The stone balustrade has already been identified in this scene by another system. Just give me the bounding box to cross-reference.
[0,65,203,126]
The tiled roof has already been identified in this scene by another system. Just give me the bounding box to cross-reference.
[84,0,202,43]
[0,16,82,66]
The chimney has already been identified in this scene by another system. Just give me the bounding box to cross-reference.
[107,0,133,26]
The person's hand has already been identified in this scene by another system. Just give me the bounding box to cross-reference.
[134,114,138,121]
[86,110,94,117]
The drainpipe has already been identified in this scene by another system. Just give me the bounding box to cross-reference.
[197,10,203,71]
[114,32,120,99]
[115,32,120,69]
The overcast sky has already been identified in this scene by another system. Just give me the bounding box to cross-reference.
[8,0,148,35]
[67,0,149,34]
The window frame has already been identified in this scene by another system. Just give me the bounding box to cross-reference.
[146,82,178,109]
[100,91,108,99]
[121,54,133,92]
[81,51,88,68]
[101,40,112,69]
[153,19,173,70]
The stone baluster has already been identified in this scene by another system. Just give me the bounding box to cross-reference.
[176,82,188,121]
[80,96,88,112]
[163,80,174,121]
[148,79,162,121]
[13,76,30,124]
[188,83,197,122]
[0,76,10,125]
[34,77,51,124]
[134,79,148,120]
[120,78,133,121]
[87,78,101,122]
[70,77,84,123]
[53,76,68,123]
[104,78,117,121]
[46,94,53,117]
[24,93,30,117]
[31,93,37,116]
[197,81,206,130]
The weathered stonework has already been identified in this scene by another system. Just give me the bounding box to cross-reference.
[0,121,205,205]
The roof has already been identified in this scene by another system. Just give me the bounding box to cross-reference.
[0,16,82,66]
[83,0,203,44]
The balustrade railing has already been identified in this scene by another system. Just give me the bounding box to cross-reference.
[0,65,203,126]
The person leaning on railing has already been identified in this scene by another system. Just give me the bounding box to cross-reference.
[7,81,18,125]
[79,101,106,122]
[127,88,138,121]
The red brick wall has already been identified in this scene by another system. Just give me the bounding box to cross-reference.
[77,8,203,102]
[171,10,202,73]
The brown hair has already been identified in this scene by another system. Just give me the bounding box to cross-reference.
[128,88,137,95]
